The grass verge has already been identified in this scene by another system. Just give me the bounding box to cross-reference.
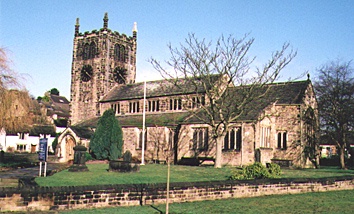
[35,163,354,187]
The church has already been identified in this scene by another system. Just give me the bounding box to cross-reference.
[57,13,318,168]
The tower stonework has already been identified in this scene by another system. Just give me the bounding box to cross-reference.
[70,13,137,125]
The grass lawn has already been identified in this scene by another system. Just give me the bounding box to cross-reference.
[58,189,354,214]
[35,163,354,187]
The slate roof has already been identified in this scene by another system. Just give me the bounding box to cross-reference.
[41,95,70,119]
[186,80,311,123]
[74,79,311,133]
[101,75,222,102]
[77,112,191,129]
[70,125,94,139]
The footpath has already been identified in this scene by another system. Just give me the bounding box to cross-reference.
[0,162,67,187]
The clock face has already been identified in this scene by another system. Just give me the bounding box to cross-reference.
[80,65,93,82]
[113,67,127,84]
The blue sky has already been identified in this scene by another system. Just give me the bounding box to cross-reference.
[1,0,353,98]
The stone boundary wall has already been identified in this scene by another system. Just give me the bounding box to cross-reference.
[0,176,353,212]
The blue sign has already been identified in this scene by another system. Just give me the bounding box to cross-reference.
[38,138,48,161]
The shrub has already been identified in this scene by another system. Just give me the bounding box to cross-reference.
[85,152,94,161]
[267,163,281,177]
[229,162,281,180]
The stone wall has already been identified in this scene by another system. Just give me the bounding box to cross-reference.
[0,177,353,212]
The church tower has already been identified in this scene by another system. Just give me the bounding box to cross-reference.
[70,13,137,125]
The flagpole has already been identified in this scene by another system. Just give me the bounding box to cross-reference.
[141,79,146,165]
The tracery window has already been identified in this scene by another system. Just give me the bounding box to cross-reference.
[260,126,271,148]
[114,44,126,62]
[193,128,209,151]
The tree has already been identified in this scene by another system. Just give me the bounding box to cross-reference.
[314,60,354,169]
[0,48,34,132]
[90,109,123,160]
[151,34,296,168]
[50,88,60,96]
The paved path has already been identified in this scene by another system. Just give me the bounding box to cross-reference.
[0,162,67,179]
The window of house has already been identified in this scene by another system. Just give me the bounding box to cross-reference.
[277,131,287,149]
[19,133,25,140]
[129,101,140,113]
[111,103,120,115]
[17,144,26,151]
[193,128,209,151]
[223,127,242,151]
[260,126,271,148]
[169,98,182,111]
[138,129,147,150]
[148,100,160,112]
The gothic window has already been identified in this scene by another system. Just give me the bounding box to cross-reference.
[83,43,90,60]
[193,128,209,151]
[120,45,126,62]
[224,127,242,151]
[129,101,140,113]
[114,44,120,61]
[89,42,96,59]
[148,100,160,112]
[277,131,287,149]
[260,126,271,148]
[169,98,182,111]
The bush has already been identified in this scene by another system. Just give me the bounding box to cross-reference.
[229,162,281,180]
[85,152,94,161]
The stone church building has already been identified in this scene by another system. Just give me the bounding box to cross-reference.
[58,14,318,167]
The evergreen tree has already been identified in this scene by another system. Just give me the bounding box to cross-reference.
[90,109,123,160]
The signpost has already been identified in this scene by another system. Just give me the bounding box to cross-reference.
[38,138,48,177]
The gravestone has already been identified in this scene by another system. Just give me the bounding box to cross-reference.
[69,145,89,172]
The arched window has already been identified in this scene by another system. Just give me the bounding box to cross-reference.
[120,46,126,62]
[83,43,90,60]
[114,44,120,61]
[89,42,96,59]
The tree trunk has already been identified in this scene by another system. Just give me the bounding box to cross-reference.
[339,146,346,169]
[214,136,223,168]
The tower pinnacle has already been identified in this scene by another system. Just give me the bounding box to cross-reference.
[132,22,138,39]
[103,12,108,29]
[75,18,80,36]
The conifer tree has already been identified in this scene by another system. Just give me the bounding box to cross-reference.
[90,109,123,160]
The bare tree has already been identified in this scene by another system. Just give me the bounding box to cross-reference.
[151,34,296,168]
[0,47,37,133]
[314,60,354,169]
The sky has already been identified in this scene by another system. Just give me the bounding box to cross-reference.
[1,0,353,99]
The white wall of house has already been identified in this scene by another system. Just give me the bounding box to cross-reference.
[3,134,54,153]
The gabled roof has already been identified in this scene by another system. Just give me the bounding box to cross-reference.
[186,80,311,123]
[75,79,312,130]
[101,75,222,102]
[70,125,94,139]
[40,94,70,118]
